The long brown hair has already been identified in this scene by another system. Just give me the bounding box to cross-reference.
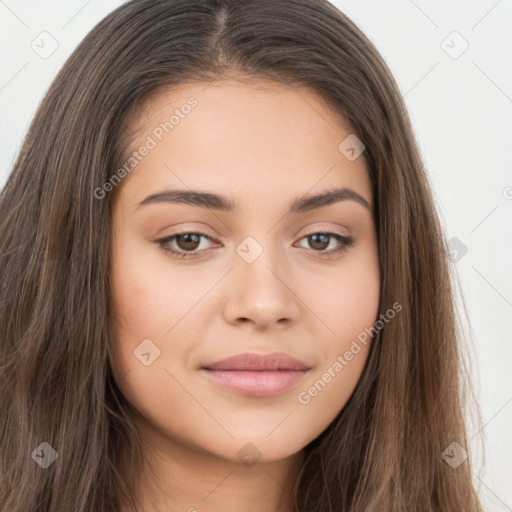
[0,0,484,510]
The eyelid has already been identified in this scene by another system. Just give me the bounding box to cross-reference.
[300,225,349,238]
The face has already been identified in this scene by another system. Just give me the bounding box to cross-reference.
[108,77,380,466]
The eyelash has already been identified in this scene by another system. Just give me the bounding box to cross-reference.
[156,230,355,260]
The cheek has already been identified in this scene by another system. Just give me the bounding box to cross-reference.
[294,307,377,441]
[108,245,208,411]
[109,246,205,345]
[305,247,380,349]
[108,246,170,385]
[295,346,370,443]
[108,257,199,440]
[293,251,379,433]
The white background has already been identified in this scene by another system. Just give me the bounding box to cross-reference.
[0,1,511,510]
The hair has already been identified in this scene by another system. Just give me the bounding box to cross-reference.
[0,0,484,510]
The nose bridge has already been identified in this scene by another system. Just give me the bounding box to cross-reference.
[239,232,289,293]
[223,233,300,327]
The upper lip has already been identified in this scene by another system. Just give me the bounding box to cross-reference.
[201,352,311,371]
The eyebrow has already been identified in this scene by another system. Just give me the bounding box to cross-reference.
[135,186,371,214]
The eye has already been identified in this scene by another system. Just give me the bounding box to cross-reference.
[156,231,217,259]
[294,232,354,259]
[155,230,355,260]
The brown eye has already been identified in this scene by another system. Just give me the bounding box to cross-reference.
[175,233,201,251]
[157,232,216,259]
[295,232,355,258]
[307,233,330,251]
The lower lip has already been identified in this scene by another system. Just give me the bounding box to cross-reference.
[199,369,309,397]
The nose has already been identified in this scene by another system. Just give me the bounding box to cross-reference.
[222,244,301,331]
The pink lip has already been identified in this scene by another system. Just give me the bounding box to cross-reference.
[200,352,312,397]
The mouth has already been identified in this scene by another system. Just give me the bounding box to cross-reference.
[199,352,312,397]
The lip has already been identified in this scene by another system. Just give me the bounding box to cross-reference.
[199,352,312,397]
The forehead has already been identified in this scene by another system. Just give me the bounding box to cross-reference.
[127,77,354,147]
[116,78,372,209]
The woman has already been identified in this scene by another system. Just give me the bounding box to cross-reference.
[0,0,484,510]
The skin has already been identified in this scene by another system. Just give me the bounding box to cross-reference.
[109,76,380,512]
